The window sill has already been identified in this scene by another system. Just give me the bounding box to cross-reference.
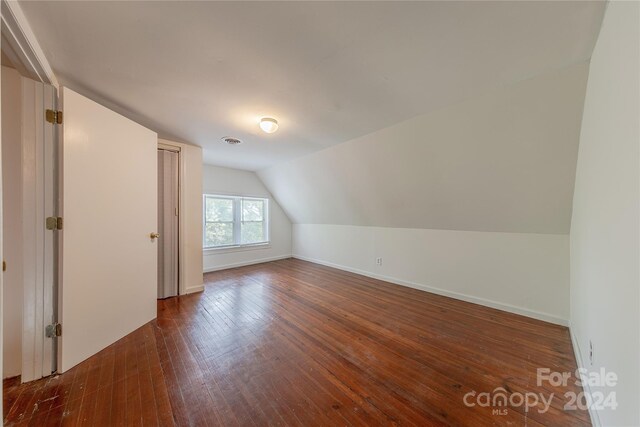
[203,243,271,255]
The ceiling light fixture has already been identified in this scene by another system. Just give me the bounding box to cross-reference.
[260,117,279,134]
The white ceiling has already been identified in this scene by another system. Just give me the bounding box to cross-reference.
[19,1,605,171]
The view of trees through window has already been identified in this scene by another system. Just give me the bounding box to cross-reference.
[204,197,234,247]
[204,195,268,248]
[241,199,265,244]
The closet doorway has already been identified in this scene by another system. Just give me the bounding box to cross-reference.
[157,148,180,299]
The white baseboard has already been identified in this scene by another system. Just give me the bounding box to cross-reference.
[184,284,205,295]
[292,254,569,326]
[203,254,292,273]
[569,325,601,427]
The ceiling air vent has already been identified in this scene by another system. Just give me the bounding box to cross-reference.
[222,136,243,145]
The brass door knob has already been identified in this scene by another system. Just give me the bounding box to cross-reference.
[150,232,160,240]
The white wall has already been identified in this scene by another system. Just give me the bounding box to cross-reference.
[203,164,291,272]
[569,2,640,426]
[294,224,569,324]
[1,66,23,378]
[158,139,204,294]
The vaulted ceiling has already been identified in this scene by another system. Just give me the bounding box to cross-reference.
[258,64,589,233]
[20,1,605,170]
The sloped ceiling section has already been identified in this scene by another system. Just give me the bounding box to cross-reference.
[258,63,589,234]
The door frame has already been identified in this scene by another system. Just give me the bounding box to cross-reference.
[1,0,59,385]
[1,0,57,87]
[20,77,57,382]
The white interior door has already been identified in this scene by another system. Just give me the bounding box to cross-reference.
[58,87,157,373]
[157,149,179,299]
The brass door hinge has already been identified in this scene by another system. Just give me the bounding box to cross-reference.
[2,261,5,272]
[46,216,63,230]
[45,109,63,124]
[45,323,62,338]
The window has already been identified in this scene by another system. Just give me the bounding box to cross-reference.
[203,195,269,249]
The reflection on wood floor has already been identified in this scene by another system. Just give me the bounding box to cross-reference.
[3,258,590,426]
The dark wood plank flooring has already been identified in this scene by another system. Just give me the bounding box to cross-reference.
[4,258,590,426]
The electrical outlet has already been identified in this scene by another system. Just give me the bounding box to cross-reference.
[375,257,383,266]
[589,340,594,365]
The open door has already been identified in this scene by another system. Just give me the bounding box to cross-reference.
[58,87,158,372]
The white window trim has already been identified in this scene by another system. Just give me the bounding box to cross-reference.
[203,242,271,255]
[203,194,270,251]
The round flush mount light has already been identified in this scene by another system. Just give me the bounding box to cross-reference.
[259,117,279,134]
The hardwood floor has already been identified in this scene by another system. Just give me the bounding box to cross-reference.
[4,258,589,426]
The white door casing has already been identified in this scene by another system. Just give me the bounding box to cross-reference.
[20,76,56,382]
[1,0,59,385]
[58,87,157,372]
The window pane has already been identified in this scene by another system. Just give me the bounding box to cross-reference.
[241,221,265,244]
[206,197,233,222]
[205,222,234,247]
[242,199,264,222]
